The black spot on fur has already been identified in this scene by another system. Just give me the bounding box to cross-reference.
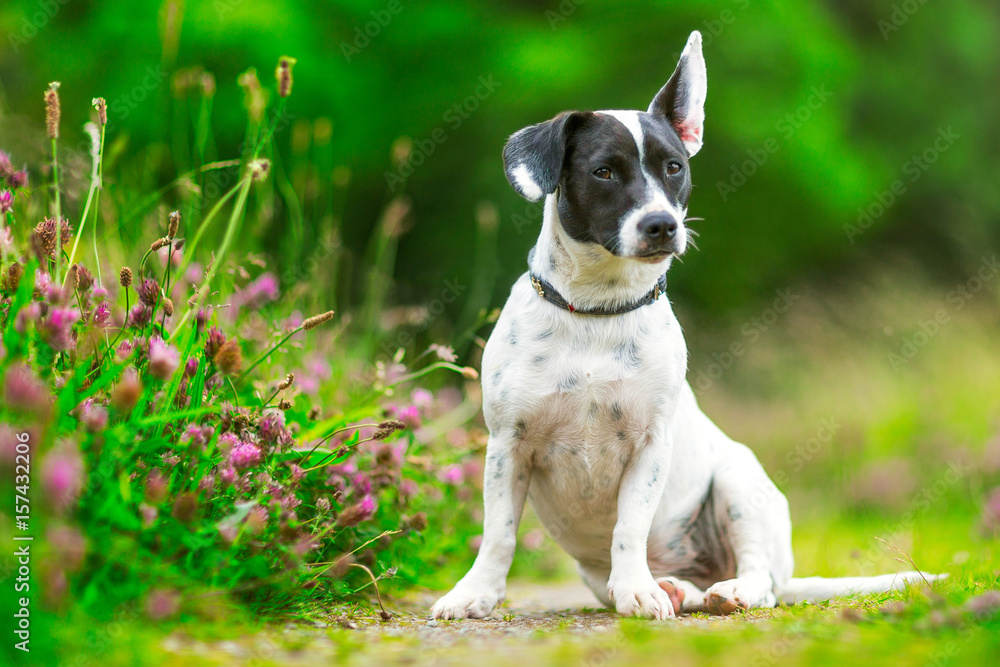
[672,480,737,589]
[613,338,641,370]
[557,374,579,391]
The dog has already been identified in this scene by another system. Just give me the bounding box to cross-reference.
[432,31,940,620]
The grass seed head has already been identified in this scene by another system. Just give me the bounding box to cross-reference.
[92,97,107,126]
[276,56,297,98]
[302,310,335,330]
[45,82,61,139]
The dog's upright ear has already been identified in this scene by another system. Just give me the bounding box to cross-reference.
[502,112,584,201]
[648,30,707,157]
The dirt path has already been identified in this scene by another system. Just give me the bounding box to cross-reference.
[159,580,742,666]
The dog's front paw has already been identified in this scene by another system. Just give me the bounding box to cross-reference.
[431,584,504,620]
[608,575,677,620]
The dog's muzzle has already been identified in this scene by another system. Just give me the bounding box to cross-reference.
[635,212,683,258]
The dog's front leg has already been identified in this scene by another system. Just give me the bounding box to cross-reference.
[607,433,676,620]
[431,437,530,619]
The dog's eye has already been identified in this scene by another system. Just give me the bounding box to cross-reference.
[593,167,613,180]
[666,161,683,176]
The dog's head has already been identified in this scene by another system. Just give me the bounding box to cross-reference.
[503,31,706,263]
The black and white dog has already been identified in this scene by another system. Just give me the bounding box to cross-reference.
[433,31,939,620]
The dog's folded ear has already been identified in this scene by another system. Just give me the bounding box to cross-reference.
[502,111,585,201]
[648,30,707,157]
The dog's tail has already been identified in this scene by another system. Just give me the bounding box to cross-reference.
[775,571,947,604]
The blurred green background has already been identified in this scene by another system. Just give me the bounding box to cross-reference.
[2,0,998,318]
[2,0,1000,528]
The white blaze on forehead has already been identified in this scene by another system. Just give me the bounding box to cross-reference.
[598,109,646,162]
[511,163,543,201]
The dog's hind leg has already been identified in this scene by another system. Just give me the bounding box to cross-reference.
[702,442,794,614]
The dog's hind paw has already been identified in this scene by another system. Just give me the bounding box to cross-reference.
[431,586,503,620]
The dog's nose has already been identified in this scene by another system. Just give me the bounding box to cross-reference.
[637,212,678,243]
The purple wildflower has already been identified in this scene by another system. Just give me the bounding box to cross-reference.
[393,405,421,430]
[115,339,135,363]
[139,503,158,528]
[14,302,40,333]
[352,472,372,496]
[440,465,465,486]
[7,171,27,190]
[336,494,377,527]
[39,306,80,352]
[4,364,50,414]
[148,337,180,380]
[259,409,291,448]
[217,432,239,456]
[411,388,434,409]
[40,443,85,512]
[128,305,152,329]
[229,442,262,471]
[47,525,87,571]
[145,589,181,620]
[93,302,111,328]
[219,466,238,488]
[204,326,226,359]
[79,400,108,433]
[232,271,280,313]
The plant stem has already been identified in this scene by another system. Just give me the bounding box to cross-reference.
[51,137,62,284]
[234,325,302,386]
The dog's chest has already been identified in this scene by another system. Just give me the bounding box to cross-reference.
[481,280,687,550]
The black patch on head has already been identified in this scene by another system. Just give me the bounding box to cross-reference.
[503,112,589,200]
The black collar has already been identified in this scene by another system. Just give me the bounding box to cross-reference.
[526,253,668,316]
